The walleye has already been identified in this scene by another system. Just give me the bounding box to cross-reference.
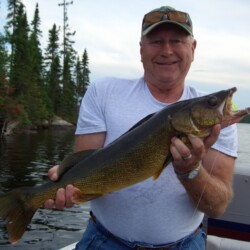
[0,87,249,243]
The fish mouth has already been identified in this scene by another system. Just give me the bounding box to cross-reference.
[221,87,250,128]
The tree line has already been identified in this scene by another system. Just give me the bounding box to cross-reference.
[0,0,90,130]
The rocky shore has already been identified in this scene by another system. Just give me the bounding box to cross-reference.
[1,118,75,137]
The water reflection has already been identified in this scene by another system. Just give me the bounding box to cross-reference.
[0,204,90,249]
[0,128,75,191]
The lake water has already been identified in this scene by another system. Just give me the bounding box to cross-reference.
[0,124,249,249]
[0,128,90,250]
[235,123,250,166]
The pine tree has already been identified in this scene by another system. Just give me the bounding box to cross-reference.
[5,0,22,69]
[0,34,8,87]
[44,24,62,115]
[58,2,77,122]
[60,50,77,122]
[29,3,43,85]
[75,49,90,104]
[9,3,30,96]
[1,0,92,127]
[74,56,83,104]
[1,3,28,123]
[8,3,48,125]
[0,33,9,121]
[26,3,49,124]
[81,49,90,94]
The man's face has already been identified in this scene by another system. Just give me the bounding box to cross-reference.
[140,24,196,88]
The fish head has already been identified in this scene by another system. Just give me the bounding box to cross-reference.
[170,87,250,137]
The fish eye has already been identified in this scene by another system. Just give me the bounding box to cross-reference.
[207,96,218,107]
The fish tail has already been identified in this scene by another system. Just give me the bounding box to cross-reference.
[0,187,40,244]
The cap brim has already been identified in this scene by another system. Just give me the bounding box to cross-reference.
[142,20,192,36]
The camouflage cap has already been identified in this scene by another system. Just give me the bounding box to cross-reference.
[142,6,193,36]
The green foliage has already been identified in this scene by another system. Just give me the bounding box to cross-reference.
[60,52,77,122]
[1,1,91,128]
[44,24,61,115]
[75,49,90,101]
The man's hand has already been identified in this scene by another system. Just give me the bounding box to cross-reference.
[43,165,75,210]
[44,132,106,210]
[170,124,221,173]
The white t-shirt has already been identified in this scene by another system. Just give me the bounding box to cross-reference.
[75,77,238,244]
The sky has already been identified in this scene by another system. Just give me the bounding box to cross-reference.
[1,0,250,108]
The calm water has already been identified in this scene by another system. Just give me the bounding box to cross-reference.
[0,128,90,250]
[236,123,250,166]
[0,124,249,249]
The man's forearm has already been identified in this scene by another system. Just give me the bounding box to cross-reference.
[179,165,233,218]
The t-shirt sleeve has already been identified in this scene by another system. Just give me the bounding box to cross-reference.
[212,124,238,158]
[75,82,107,135]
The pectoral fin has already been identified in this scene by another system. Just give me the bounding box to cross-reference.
[153,155,172,180]
[72,188,102,204]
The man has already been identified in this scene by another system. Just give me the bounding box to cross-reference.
[45,6,237,249]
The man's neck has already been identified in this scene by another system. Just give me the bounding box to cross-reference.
[145,79,184,103]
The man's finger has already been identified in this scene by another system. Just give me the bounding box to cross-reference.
[65,184,75,208]
[204,124,221,148]
[55,188,66,210]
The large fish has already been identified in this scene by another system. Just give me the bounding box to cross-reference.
[0,87,249,243]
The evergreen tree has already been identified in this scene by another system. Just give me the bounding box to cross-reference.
[59,8,77,122]
[0,34,8,87]
[0,33,9,121]
[75,49,90,104]
[74,56,83,104]
[9,3,30,96]
[5,0,22,69]
[3,1,27,124]
[29,3,43,85]
[9,3,48,125]
[60,51,77,122]
[1,0,92,128]
[1,20,24,123]
[44,24,62,115]
[27,3,49,124]
[81,49,90,94]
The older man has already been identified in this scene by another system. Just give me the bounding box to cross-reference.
[45,6,237,250]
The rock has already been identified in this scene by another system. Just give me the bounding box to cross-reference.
[2,120,20,136]
[41,120,50,129]
[51,119,74,127]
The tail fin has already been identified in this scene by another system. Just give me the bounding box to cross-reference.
[0,188,39,244]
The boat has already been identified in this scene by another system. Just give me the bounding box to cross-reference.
[59,242,77,250]
[208,164,250,239]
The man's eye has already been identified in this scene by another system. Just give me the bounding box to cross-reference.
[171,39,182,44]
[150,40,163,46]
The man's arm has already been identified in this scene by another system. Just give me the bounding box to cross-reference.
[171,124,235,218]
[44,132,106,210]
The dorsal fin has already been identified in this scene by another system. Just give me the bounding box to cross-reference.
[58,150,96,177]
[127,113,155,132]
[108,112,156,145]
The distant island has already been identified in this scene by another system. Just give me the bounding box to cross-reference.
[240,114,250,123]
